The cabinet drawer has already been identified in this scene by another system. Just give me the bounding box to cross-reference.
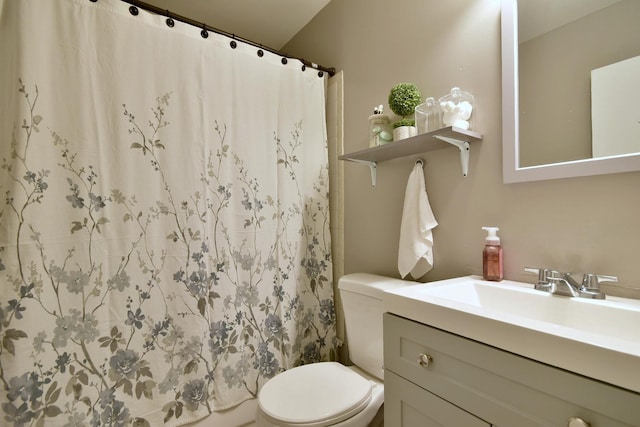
[385,370,490,427]
[384,313,640,427]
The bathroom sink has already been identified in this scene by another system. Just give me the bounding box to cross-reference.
[421,278,640,343]
[383,275,640,393]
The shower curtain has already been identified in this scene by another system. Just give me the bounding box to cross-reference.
[0,0,335,425]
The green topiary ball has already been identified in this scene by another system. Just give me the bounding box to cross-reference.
[388,83,422,118]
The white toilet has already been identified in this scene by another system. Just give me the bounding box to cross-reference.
[256,273,413,427]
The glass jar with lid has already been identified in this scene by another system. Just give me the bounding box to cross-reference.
[368,113,393,147]
[414,97,442,134]
[438,87,474,130]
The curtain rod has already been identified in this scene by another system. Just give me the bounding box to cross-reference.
[118,0,336,77]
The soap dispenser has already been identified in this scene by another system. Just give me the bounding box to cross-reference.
[482,227,503,282]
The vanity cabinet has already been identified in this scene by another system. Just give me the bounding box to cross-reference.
[383,313,640,427]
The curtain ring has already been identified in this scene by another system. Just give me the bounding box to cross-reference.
[165,11,174,28]
[281,57,288,65]
[201,26,209,38]
[129,6,139,16]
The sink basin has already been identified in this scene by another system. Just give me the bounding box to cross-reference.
[383,275,640,393]
[423,278,640,344]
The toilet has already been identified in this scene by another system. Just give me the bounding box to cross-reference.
[256,273,413,427]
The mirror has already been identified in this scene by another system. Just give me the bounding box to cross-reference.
[501,0,640,183]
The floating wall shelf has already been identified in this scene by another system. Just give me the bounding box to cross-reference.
[339,126,483,186]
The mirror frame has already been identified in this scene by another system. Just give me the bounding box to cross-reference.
[501,0,640,183]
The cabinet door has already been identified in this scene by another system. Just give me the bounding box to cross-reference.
[384,313,640,427]
[384,370,490,427]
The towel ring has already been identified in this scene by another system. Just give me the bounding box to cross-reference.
[415,159,424,167]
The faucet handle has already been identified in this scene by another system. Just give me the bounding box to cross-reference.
[524,267,552,280]
[579,274,617,300]
[524,267,556,291]
[524,267,543,278]
[581,273,618,290]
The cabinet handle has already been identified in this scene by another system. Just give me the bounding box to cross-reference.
[568,417,590,427]
[417,353,433,369]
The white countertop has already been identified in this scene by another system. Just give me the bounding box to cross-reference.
[383,275,640,393]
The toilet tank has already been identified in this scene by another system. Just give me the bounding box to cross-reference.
[338,273,415,380]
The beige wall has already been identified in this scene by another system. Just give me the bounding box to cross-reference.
[284,0,640,303]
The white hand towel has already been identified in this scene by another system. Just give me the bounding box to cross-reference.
[398,162,438,279]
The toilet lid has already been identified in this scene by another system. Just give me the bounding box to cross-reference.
[258,362,373,426]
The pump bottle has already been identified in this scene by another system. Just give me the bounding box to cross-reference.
[482,227,503,282]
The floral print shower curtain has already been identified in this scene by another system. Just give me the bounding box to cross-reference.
[0,0,335,425]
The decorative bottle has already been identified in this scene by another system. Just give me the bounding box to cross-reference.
[482,227,503,282]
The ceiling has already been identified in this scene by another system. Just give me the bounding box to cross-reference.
[518,0,622,42]
[141,0,331,50]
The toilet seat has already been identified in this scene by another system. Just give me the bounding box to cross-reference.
[257,362,373,427]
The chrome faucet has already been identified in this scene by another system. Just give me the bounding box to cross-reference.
[524,268,618,300]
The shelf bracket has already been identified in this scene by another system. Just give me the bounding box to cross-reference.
[347,159,377,187]
[434,136,471,177]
